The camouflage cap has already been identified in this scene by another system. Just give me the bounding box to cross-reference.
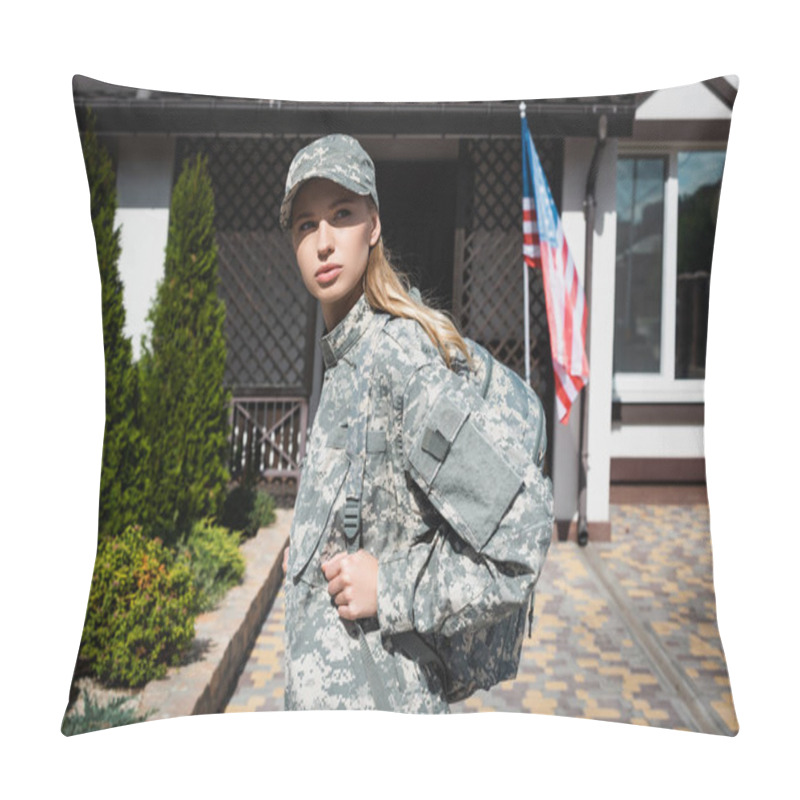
[280,134,379,230]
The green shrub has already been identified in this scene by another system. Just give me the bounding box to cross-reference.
[61,688,152,736]
[78,525,196,688]
[251,488,277,531]
[81,109,149,542]
[139,154,230,545]
[179,517,245,612]
[220,483,276,537]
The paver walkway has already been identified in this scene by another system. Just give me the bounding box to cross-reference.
[225,503,737,735]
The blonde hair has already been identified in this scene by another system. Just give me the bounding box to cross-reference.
[364,238,471,370]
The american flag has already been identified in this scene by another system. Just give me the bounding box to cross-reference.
[522,114,589,424]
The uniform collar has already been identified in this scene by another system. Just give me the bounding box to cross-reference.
[320,293,378,369]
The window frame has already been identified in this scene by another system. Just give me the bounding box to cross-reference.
[612,141,727,404]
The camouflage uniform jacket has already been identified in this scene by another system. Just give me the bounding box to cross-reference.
[284,294,553,712]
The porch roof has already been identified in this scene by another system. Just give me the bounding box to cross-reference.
[73,75,637,139]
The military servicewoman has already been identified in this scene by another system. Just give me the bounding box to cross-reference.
[280,134,553,712]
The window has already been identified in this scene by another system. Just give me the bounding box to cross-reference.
[613,147,726,402]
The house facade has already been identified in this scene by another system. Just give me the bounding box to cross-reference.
[73,75,736,541]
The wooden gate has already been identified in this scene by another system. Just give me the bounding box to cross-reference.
[229,396,308,480]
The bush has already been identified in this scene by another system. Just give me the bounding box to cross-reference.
[81,109,149,541]
[179,518,245,612]
[138,154,230,544]
[251,488,277,531]
[220,483,276,538]
[78,525,196,688]
[61,689,152,736]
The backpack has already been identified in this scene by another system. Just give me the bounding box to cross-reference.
[343,313,550,705]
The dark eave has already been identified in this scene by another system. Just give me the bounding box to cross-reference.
[72,75,637,139]
[701,77,738,110]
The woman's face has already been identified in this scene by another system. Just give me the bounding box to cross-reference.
[291,178,381,330]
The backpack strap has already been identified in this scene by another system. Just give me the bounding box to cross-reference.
[343,313,389,553]
[467,339,494,399]
[337,312,396,711]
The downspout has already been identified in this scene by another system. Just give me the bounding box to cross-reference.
[577,114,607,547]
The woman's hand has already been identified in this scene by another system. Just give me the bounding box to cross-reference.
[282,544,289,576]
[321,550,378,621]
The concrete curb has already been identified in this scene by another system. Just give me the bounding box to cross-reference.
[137,509,291,721]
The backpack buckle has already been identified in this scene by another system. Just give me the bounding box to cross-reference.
[343,496,361,545]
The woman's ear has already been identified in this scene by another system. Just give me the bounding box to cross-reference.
[369,212,382,247]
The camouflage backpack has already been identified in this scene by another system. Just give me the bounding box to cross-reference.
[343,314,550,705]
[415,338,547,702]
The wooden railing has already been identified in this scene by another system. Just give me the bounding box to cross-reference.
[229,396,308,482]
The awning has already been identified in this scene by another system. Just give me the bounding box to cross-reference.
[72,75,637,139]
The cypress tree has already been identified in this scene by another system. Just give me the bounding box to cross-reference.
[82,110,148,541]
[139,154,230,544]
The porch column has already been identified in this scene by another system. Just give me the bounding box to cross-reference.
[551,137,617,541]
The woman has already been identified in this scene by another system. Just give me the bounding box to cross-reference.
[280,134,553,712]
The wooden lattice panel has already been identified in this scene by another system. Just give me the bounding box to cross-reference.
[455,137,560,407]
[175,136,319,393]
[175,136,311,232]
[216,230,313,392]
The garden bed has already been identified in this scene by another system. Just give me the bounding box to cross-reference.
[62,509,291,733]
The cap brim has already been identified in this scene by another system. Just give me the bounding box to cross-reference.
[279,173,377,230]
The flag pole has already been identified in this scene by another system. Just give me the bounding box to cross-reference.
[519,102,531,387]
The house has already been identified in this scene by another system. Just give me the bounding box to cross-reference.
[73,74,735,540]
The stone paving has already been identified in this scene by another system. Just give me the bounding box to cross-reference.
[225,503,738,735]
